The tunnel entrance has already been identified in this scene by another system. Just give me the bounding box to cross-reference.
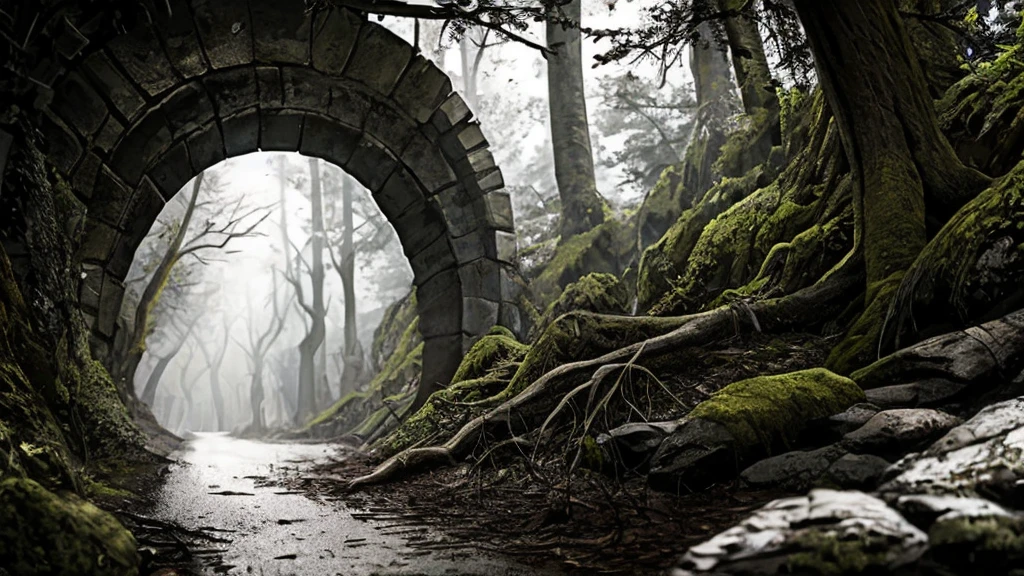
[40,1,522,406]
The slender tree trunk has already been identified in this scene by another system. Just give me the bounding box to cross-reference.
[115,174,203,399]
[139,320,195,405]
[250,356,266,432]
[295,159,327,422]
[197,323,230,430]
[460,35,479,110]
[339,175,363,393]
[547,0,605,240]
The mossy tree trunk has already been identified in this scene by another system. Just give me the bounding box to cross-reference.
[793,0,991,371]
[547,0,606,241]
[721,0,781,126]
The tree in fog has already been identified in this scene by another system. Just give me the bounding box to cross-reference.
[236,284,288,433]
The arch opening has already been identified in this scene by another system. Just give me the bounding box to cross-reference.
[40,1,523,410]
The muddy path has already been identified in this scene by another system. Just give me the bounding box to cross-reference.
[138,433,562,575]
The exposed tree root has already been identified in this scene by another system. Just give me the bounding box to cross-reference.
[348,258,863,488]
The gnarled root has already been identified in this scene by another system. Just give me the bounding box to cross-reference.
[349,258,863,489]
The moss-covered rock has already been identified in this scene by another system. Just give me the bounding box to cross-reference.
[526,217,637,310]
[928,514,1024,572]
[451,327,529,384]
[649,369,864,490]
[531,273,631,341]
[0,477,139,576]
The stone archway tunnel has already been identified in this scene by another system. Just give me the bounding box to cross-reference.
[36,0,524,401]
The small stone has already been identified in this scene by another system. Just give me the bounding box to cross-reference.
[740,445,847,491]
[825,453,890,490]
[842,409,962,460]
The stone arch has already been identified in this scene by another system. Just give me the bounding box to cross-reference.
[39,1,522,398]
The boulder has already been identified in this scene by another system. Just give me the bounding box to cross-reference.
[596,421,680,473]
[879,397,1024,506]
[842,409,962,460]
[649,369,864,493]
[824,453,890,490]
[823,403,881,437]
[740,445,847,491]
[0,477,139,576]
[673,489,927,575]
[862,379,967,409]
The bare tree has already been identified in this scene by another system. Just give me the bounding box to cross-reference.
[195,313,236,431]
[236,283,289,433]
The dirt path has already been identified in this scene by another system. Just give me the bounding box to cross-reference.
[147,432,561,575]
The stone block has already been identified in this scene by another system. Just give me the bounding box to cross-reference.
[51,72,108,137]
[71,153,102,199]
[222,108,260,157]
[440,122,487,159]
[107,232,144,280]
[88,166,133,228]
[410,234,457,285]
[203,66,258,117]
[109,108,172,185]
[345,24,412,95]
[77,220,118,264]
[251,1,311,65]
[39,112,82,173]
[462,297,500,338]
[500,264,524,303]
[119,177,166,243]
[81,51,146,121]
[455,148,496,178]
[325,83,374,129]
[430,93,471,134]
[311,8,361,75]
[457,258,501,301]
[416,268,462,338]
[158,81,216,138]
[364,101,417,154]
[257,66,283,108]
[299,114,360,167]
[392,56,452,124]
[373,166,424,220]
[94,116,124,153]
[346,136,397,192]
[282,66,332,113]
[107,24,178,96]
[392,200,446,253]
[450,229,489,265]
[260,111,304,151]
[187,122,225,173]
[495,230,517,264]
[155,0,209,78]
[436,185,485,238]
[421,334,464,388]
[147,142,193,200]
[483,191,514,231]
[192,0,253,69]
[402,133,457,194]
[97,275,125,337]
[499,302,523,339]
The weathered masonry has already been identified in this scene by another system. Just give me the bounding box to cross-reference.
[30,1,524,394]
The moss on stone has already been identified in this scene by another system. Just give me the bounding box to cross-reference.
[451,331,529,384]
[688,368,864,453]
[787,529,899,575]
[928,514,1024,571]
[0,477,139,576]
[531,272,631,341]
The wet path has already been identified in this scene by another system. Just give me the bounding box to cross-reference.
[152,433,558,575]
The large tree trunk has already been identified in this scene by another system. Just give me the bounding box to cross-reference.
[793,0,990,371]
[547,0,606,240]
[114,174,203,399]
[720,0,781,145]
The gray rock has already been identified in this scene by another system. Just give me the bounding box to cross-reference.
[740,445,847,491]
[648,419,737,494]
[863,379,967,409]
[597,421,679,472]
[672,489,927,575]
[827,403,880,435]
[895,494,1011,527]
[842,409,962,459]
[825,453,890,490]
[879,397,1024,506]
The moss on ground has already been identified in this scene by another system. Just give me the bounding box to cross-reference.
[531,273,631,341]
[688,368,864,453]
[928,514,1024,571]
[0,477,139,576]
[451,329,529,384]
[787,528,901,575]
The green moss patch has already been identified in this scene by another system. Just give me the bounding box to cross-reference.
[0,477,139,576]
[689,368,864,453]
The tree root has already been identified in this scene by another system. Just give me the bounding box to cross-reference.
[348,259,863,489]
